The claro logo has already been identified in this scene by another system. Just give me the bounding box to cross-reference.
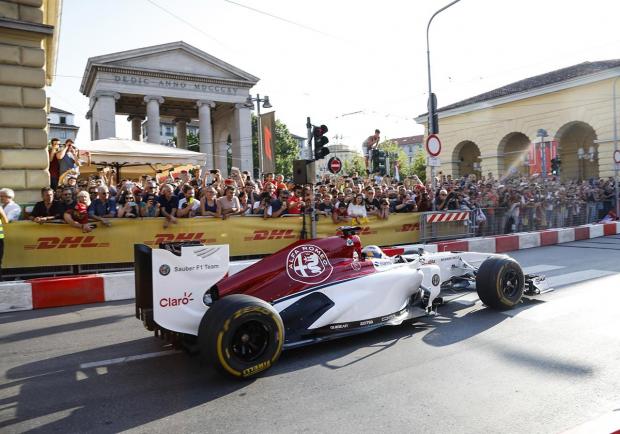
[144,233,216,246]
[244,230,298,241]
[24,236,109,250]
[159,291,194,307]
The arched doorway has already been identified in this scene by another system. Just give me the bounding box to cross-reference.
[452,140,481,179]
[499,132,530,177]
[555,121,598,181]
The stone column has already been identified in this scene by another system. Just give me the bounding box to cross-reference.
[128,115,144,141]
[196,100,215,167]
[480,153,503,179]
[93,91,120,139]
[144,95,165,144]
[232,103,253,174]
[175,118,189,149]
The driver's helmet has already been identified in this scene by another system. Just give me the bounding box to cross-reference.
[362,245,385,259]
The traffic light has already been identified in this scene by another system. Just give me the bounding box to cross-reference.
[313,124,330,160]
[551,158,561,175]
[372,149,387,175]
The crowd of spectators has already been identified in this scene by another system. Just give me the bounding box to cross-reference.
[1,146,618,235]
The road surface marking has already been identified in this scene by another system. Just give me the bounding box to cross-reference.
[522,264,565,274]
[79,350,180,369]
[547,269,616,288]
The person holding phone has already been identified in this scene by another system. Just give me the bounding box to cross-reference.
[140,194,160,217]
[118,193,140,218]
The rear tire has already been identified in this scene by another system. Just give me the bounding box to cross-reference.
[476,256,524,310]
[198,294,284,379]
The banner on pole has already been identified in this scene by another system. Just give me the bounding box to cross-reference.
[260,111,276,173]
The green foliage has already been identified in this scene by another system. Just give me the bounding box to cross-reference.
[343,155,366,176]
[274,120,299,178]
[186,132,200,152]
[376,139,426,182]
[411,149,427,183]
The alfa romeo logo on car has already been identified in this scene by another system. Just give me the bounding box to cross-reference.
[286,244,333,285]
[159,264,171,276]
[432,274,440,286]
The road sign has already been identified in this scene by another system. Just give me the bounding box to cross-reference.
[614,149,620,164]
[327,156,342,174]
[427,156,441,167]
[426,134,442,157]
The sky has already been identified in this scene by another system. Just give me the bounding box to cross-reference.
[48,0,620,152]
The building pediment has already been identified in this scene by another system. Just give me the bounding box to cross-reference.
[80,41,259,95]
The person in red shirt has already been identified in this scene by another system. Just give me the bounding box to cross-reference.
[286,185,304,215]
[332,201,351,224]
[64,190,93,232]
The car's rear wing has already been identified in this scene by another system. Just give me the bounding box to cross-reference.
[134,243,229,336]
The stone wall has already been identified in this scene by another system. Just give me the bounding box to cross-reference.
[0,0,57,203]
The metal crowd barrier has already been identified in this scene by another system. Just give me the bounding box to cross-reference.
[419,210,475,243]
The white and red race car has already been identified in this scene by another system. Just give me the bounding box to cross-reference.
[135,227,548,379]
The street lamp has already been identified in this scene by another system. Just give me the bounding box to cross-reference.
[245,94,273,176]
[426,0,462,210]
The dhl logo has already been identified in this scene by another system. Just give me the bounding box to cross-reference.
[396,223,420,232]
[24,236,109,250]
[144,233,216,246]
[244,229,298,241]
[335,227,378,236]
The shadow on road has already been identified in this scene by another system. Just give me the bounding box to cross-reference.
[1,338,248,433]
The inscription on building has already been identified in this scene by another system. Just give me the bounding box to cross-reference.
[113,75,239,95]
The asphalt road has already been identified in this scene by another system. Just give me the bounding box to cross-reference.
[2,236,620,434]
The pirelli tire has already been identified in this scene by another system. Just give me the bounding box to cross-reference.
[198,294,284,379]
[476,256,525,310]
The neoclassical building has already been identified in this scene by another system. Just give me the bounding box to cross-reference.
[80,41,259,175]
[0,0,62,203]
[415,60,620,181]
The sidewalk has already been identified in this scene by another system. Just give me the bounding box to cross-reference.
[1,222,618,313]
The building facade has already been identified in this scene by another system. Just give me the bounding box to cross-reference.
[80,41,259,176]
[392,135,424,165]
[314,143,362,178]
[0,0,62,202]
[140,119,199,146]
[415,60,620,181]
[47,106,79,142]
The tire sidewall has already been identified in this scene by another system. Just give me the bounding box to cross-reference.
[476,256,524,310]
[199,295,284,379]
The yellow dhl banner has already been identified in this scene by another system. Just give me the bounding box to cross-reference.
[4,214,420,269]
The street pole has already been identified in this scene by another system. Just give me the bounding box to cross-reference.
[426,0,461,211]
[256,94,264,178]
[612,76,619,216]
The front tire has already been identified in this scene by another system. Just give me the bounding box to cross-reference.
[476,256,524,310]
[198,294,284,379]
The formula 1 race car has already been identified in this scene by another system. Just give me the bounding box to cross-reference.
[134,227,548,379]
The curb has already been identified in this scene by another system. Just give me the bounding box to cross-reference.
[1,223,618,314]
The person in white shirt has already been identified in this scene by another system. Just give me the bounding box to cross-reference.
[347,194,367,219]
[0,188,22,221]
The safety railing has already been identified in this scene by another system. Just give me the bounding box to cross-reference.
[419,210,475,243]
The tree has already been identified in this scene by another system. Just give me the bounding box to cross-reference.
[375,139,426,181]
[410,149,427,183]
[252,115,299,178]
[343,155,366,176]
